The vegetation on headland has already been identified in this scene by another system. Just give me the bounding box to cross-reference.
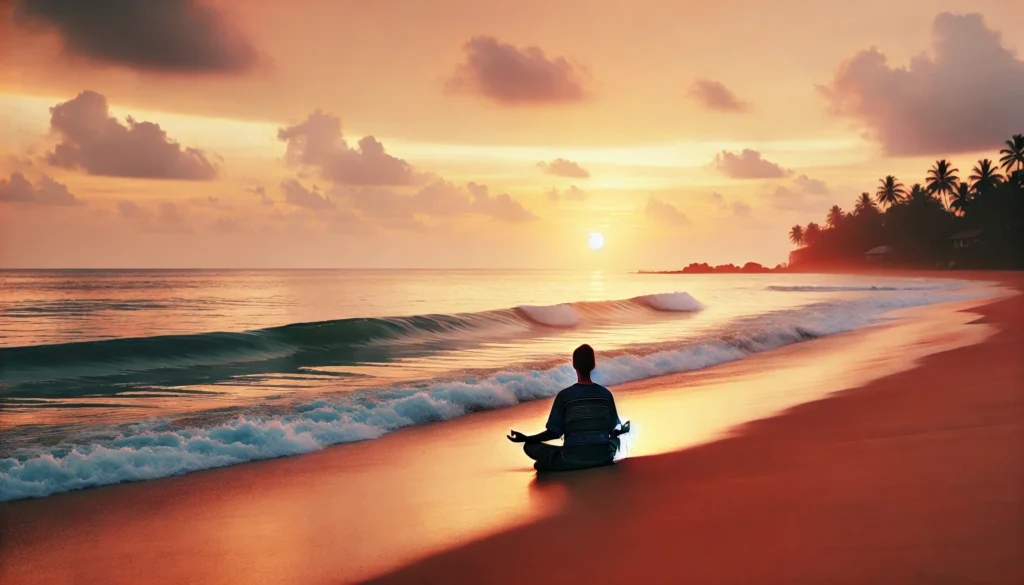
[642,134,1023,275]
[640,262,785,274]
[785,134,1024,270]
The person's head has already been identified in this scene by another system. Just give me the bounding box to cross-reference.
[572,344,596,380]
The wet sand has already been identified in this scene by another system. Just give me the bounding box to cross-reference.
[1,273,1020,585]
[368,275,1024,585]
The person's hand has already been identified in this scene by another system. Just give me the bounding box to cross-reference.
[507,430,528,443]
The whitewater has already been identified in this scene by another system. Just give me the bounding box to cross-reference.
[0,270,996,500]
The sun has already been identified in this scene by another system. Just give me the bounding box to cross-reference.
[588,232,605,250]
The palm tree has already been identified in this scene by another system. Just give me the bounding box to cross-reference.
[854,192,878,215]
[875,175,906,208]
[826,205,845,229]
[950,181,972,215]
[999,134,1024,175]
[969,159,1003,192]
[926,159,960,209]
[908,183,929,203]
[789,224,804,247]
[804,222,822,247]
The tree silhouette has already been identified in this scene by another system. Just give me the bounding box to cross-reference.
[908,183,929,203]
[789,224,804,246]
[783,134,1022,270]
[999,134,1024,175]
[875,175,906,208]
[950,181,972,215]
[854,192,878,215]
[804,222,822,246]
[826,205,845,229]
[926,159,960,210]
[969,159,1003,192]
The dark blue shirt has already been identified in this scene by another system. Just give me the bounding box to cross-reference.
[545,382,621,446]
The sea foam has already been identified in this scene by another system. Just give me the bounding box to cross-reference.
[0,287,989,501]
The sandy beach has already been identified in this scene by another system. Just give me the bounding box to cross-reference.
[1,272,1021,585]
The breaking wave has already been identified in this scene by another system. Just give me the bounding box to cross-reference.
[1,292,703,384]
[0,287,987,501]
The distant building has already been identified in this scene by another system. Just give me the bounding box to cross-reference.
[949,229,984,249]
[864,245,894,263]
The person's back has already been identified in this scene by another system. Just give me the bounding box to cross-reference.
[507,344,626,472]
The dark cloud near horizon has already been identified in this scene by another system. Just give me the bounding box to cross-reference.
[688,79,750,113]
[277,110,414,186]
[712,149,792,179]
[0,171,80,205]
[46,91,219,180]
[820,12,1024,156]
[446,36,587,105]
[12,0,258,73]
[538,158,590,178]
[645,197,691,225]
[280,178,334,211]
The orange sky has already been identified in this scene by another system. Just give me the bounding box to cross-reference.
[1,0,1022,269]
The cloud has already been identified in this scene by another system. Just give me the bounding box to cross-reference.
[45,91,219,180]
[247,185,274,206]
[547,185,587,202]
[13,0,257,73]
[819,12,1024,155]
[280,178,334,211]
[730,201,752,217]
[538,158,590,178]
[117,200,148,219]
[645,197,691,225]
[709,191,751,217]
[688,79,750,113]
[277,110,414,186]
[446,36,587,105]
[465,182,537,223]
[711,149,792,179]
[769,175,832,211]
[327,209,375,235]
[792,174,828,195]
[345,180,538,226]
[0,172,80,205]
[275,108,538,228]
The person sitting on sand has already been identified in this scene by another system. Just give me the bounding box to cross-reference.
[507,344,629,472]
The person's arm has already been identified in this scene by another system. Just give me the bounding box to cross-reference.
[507,429,561,444]
[507,392,566,444]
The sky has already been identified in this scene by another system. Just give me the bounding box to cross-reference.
[1,0,1022,269]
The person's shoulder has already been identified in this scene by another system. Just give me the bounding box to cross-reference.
[556,383,579,397]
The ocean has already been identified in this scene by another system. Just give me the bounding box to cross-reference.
[0,269,996,501]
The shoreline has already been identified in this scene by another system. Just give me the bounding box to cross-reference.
[1,272,1019,584]
[366,275,1023,584]
[1,273,992,501]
